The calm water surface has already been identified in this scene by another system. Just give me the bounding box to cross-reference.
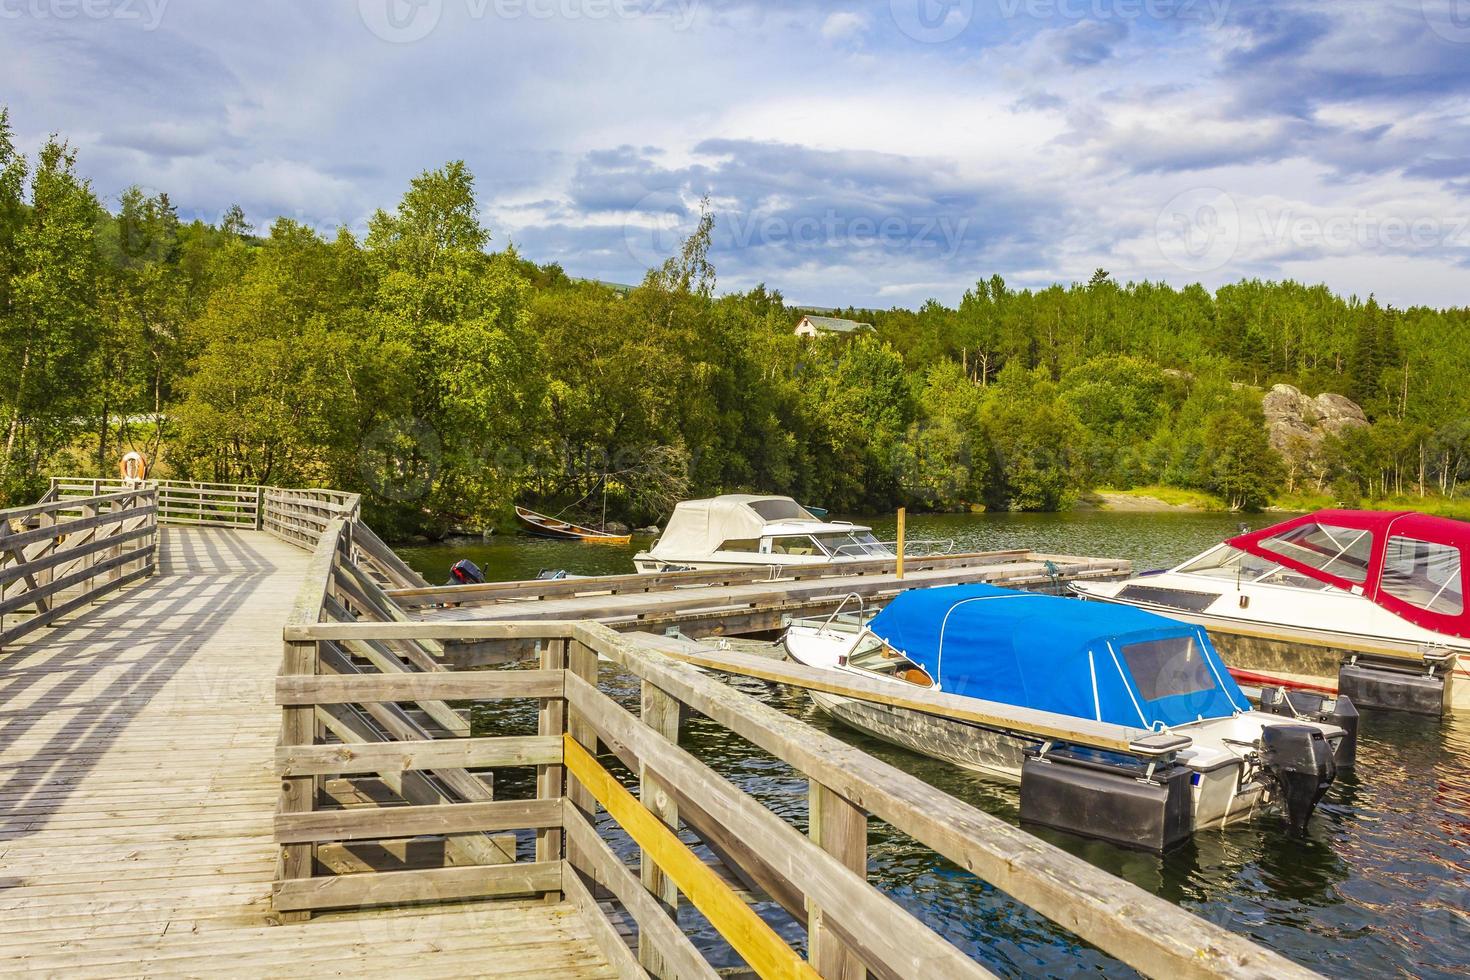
[404,511,1470,978]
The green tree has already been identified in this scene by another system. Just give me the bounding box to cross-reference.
[365,161,538,528]
[0,135,103,500]
[1200,407,1282,511]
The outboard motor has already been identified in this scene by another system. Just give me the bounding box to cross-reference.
[446,558,485,586]
[1261,724,1336,835]
[1259,686,1359,770]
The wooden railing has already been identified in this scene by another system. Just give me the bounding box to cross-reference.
[48,476,425,591]
[0,486,158,649]
[275,520,1315,980]
[52,477,260,528]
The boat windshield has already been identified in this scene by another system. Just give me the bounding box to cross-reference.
[815,530,892,558]
[846,635,933,687]
[1120,635,1218,701]
[748,498,815,521]
[1175,545,1332,590]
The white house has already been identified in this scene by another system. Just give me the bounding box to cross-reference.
[793,314,873,338]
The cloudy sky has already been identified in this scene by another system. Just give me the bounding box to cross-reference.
[3,0,1468,307]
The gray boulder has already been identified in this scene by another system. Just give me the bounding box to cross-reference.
[1262,383,1369,458]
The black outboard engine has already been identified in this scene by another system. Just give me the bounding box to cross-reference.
[446,558,485,586]
[1259,686,1359,770]
[1261,724,1336,835]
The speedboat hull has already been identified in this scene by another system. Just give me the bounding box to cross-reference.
[782,622,1323,842]
[1073,509,1470,715]
[1073,580,1469,713]
[805,687,1267,832]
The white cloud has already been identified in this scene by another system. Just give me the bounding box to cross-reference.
[820,11,869,41]
[0,1,1464,308]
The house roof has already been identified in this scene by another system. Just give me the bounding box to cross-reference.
[797,315,872,333]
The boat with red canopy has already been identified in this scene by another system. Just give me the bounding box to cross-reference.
[1072,510,1468,715]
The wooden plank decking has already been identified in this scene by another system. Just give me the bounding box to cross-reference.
[0,527,616,978]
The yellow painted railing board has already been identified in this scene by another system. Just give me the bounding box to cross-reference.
[561,733,818,980]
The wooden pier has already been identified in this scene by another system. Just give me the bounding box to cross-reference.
[0,478,1319,979]
[391,550,1130,666]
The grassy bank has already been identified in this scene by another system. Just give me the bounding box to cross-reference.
[1092,485,1470,519]
[1091,486,1233,511]
[1271,492,1470,520]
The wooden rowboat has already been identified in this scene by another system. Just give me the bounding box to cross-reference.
[514,505,632,544]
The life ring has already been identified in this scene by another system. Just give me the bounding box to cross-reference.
[118,451,148,482]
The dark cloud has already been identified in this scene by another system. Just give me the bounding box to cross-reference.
[534,137,1078,298]
[1052,19,1128,67]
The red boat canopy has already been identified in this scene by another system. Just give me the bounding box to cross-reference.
[1227,510,1470,639]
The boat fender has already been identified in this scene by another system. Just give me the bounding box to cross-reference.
[1019,750,1193,853]
[1338,656,1450,716]
[1258,687,1358,769]
[1260,724,1336,835]
[447,559,485,586]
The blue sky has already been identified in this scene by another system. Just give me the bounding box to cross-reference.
[3,0,1468,308]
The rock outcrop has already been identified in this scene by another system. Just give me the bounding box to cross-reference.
[1262,383,1369,455]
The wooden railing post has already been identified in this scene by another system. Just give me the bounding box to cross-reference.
[106,498,123,584]
[81,497,98,597]
[537,638,568,894]
[639,679,682,977]
[34,510,53,588]
[278,637,318,923]
[808,781,868,980]
[144,487,157,576]
[254,486,266,531]
[565,640,599,873]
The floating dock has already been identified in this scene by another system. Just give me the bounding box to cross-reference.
[0,478,1317,979]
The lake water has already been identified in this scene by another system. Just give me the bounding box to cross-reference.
[400,510,1470,978]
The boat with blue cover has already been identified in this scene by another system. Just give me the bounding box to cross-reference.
[783,584,1357,850]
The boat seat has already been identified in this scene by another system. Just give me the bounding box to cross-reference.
[900,668,934,687]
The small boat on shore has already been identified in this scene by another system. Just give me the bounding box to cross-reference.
[513,505,631,544]
[1070,510,1468,715]
[783,584,1355,851]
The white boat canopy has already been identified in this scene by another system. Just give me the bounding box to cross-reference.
[649,495,837,560]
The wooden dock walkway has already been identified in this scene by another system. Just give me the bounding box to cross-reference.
[0,478,1319,980]
[0,526,615,978]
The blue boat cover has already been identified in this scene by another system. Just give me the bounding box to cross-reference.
[867,584,1248,730]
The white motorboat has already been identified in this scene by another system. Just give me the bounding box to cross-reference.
[633,494,945,573]
[783,584,1355,851]
[1070,510,1469,714]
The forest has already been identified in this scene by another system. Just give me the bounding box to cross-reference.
[2,108,1468,537]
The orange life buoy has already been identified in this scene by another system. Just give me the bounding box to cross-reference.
[118,451,148,482]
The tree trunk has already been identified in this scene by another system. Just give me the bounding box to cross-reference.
[2,344,33,487]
